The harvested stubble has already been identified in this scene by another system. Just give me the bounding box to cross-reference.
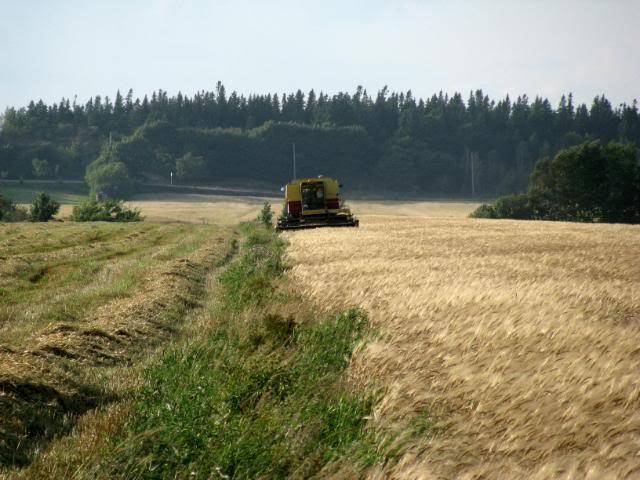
[285,208,640,479]
[0,223,231,346]
[0,222,234,467]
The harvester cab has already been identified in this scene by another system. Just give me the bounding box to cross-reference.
[276,176,359,231]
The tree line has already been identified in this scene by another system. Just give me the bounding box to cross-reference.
[1,82,639,196]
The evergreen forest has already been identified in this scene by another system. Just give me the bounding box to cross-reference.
[1,82,639,196]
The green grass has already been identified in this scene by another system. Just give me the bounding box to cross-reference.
[99,223,381,479]
[1,182,89,205]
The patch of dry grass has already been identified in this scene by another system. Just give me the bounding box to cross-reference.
[285,205,640,478]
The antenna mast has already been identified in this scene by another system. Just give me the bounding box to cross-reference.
[292,142,296,180]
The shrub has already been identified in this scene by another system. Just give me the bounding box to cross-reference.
[5,207,29,222]
[493,193,534,220]
[0,193,29,222]
[29,192,60,222]
[472,141,640,224]
[71,198,142,222]
[469,203,497,219]
[0,194,11,221]
[257,201,273,227]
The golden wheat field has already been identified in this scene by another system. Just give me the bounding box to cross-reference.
[285,203,640,479]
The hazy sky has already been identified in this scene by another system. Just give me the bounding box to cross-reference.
[1,0,639,112]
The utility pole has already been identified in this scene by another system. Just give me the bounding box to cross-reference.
[471,152,475,197]
[292,142,296,180]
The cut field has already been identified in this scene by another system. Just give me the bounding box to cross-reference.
[285,203,640,478]
[0,218,237,468]
[0,222,222,345]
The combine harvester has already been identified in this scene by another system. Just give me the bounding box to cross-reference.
[276,176,359,231]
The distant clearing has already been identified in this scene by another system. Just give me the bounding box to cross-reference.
[285,205,640,478]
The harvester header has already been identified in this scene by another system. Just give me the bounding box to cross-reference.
[276,176,359,231]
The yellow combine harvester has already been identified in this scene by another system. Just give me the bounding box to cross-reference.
[276,176,359,231]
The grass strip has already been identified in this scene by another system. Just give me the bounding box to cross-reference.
[101,223,380,479]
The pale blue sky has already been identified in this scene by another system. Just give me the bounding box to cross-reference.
[1,0,639,112]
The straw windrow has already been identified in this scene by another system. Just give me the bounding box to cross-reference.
[0,222,235,468]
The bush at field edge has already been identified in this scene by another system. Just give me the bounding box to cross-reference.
[29,192,60,222]
[471,141,640,224]
[71,198,142,222]
[0,193,29,222]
